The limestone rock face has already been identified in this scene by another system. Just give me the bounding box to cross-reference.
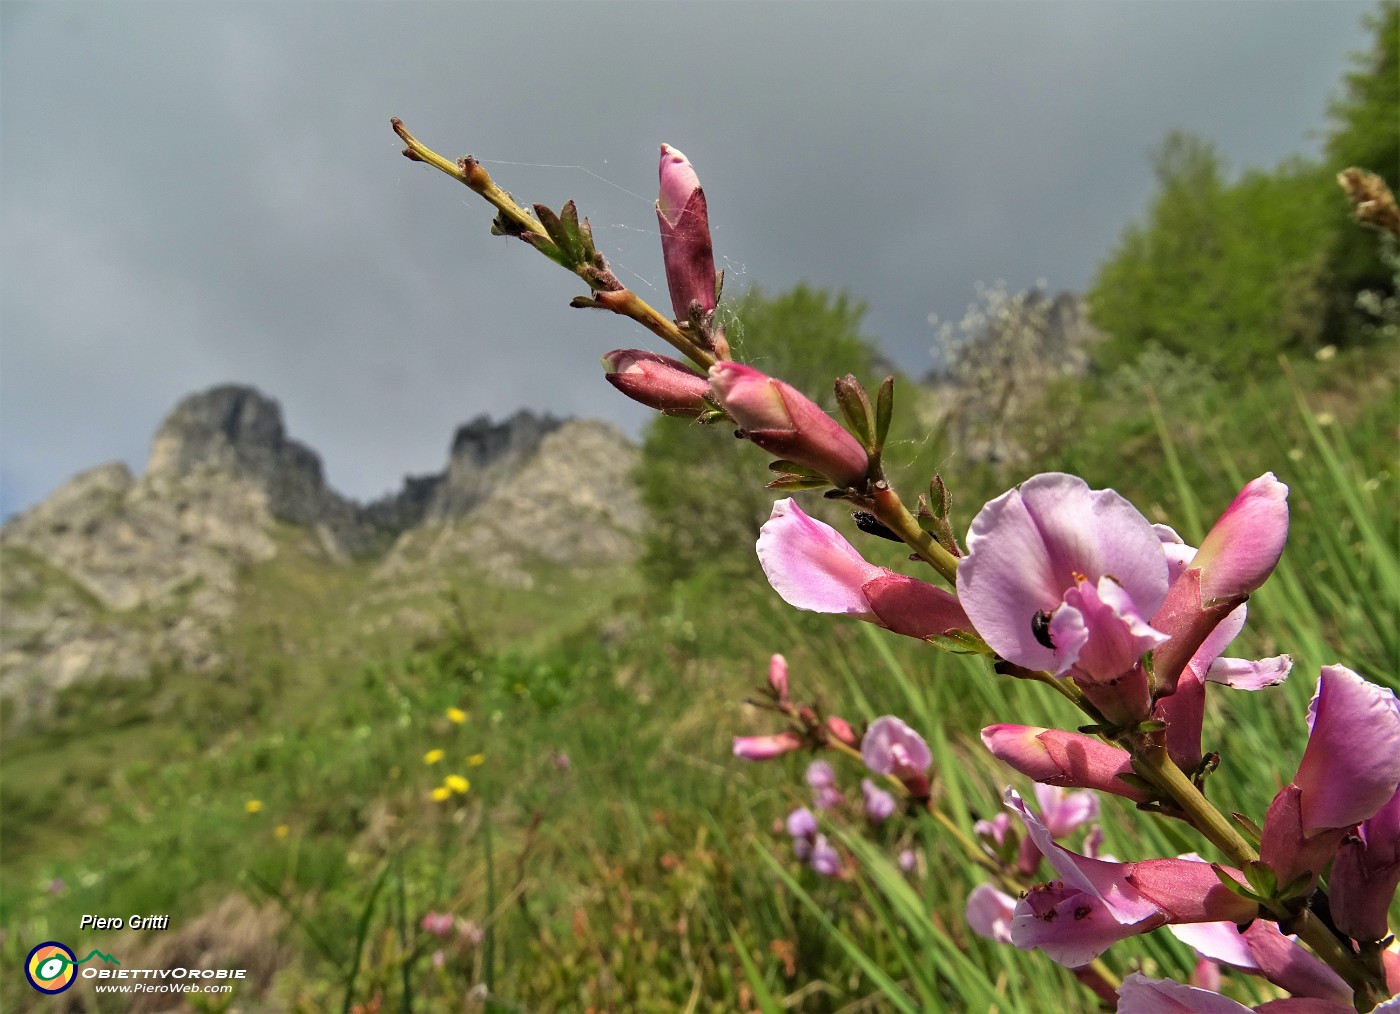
[376,418,642,588]
[146,385,379,557]
[1,384,642,715]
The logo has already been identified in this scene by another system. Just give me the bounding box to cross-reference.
[24,941,120,994]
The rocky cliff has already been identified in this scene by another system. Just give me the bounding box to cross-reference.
[0,385,641,716]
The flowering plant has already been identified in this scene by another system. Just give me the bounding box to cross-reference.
[391,119,1400,1011]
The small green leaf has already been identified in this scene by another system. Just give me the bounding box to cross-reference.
[833,374,875,446]
[874,376,895,451]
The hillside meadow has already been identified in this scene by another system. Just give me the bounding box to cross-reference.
[2,336,1395,1012]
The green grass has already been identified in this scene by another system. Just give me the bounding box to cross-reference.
[1,345,1395,1012]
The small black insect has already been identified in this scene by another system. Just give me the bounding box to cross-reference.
[1031,609,1056,650]
[851,511,904,542]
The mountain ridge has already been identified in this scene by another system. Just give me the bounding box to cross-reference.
[0,383,640,716]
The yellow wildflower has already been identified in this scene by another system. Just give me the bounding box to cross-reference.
[467,754,486,767]
[430,786,451,803]
[244,800,263,814]
[274,824,290,839]
[423,748,445,765]
[445,774,470,794]
[446,707,468,724]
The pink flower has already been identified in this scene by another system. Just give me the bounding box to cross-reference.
[966,883,1017,945]
[421,912,455,938]
[710,364,869,488]
[757,499,968,638]
[956,474,1169,720]
[602,348,710,416]
[861,778,897,823]
[1260,665,1400,889]
[1005,790,1256,967]
[806,760,842,810]
[810,835,842,876]
[733,731,804,761]
[656,144,717,324]
[980,725,1149,804]
[862,716,930,775]
[1294,664,1400,831]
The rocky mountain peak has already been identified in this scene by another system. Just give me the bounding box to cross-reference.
[145,384,374,554]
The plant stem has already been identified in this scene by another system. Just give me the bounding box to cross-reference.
[391,118,717,370]
[867,481,960,586]
[1135,744,1386,1005]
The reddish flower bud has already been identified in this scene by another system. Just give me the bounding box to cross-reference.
[710,363,869,487]
[826,715,858,748]
[981,725,1150,803]
[656,144,717,324]
[602,348,710,416]
[732,731,803,761]
[1191,473,1289,603]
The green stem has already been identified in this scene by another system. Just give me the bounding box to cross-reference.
[391,118,717,371]
[1135,745,1385,1005]
[867,481,960,585]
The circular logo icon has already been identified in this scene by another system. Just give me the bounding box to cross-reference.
[26,941,77,994]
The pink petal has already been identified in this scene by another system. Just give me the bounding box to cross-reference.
[1296,665,1400,830]
[861,571,969,639]
[1191,473,1289,602]
[1010,882,1161,967]
[1058,576,1169,683]
[965,883,1017,944]
[1005,790,1161,924]
[732,731,803,760]
[1034,783,1099,839]
[657,143,701,226]
[1170,921,1259,970]
[757,499,883,617]
[1205,654,1292,689]
[1117,973,1253,1014]
[861,716,931,776]
[958,473,1168,671]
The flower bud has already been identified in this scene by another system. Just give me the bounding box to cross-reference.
[733,731,803,761]
[602,348,710,416]
[656,144,717,324]
[710,363,869,487]
[826,715,858,748]
[980,725,1149,803]
[767,653,790,702]
[1190,473,1289,603]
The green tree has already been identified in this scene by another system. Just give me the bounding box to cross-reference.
[636,284,882,589]
[1319,1,1399,342]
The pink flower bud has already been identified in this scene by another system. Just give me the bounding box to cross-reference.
[602,348,710,416]
[767,653,790,702]
[980,725,1149,803]
[732,731,803,761]
[826,715,858,748]
[710,363,869,487]
[656,144,717,323]
[1190,473,1289,602]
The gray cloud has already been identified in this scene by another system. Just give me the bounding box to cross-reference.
[1,1,1373,516]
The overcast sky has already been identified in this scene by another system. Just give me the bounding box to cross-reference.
[0,2,1376,518]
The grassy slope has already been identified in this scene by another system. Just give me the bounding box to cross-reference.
[1,345,1395,1012]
